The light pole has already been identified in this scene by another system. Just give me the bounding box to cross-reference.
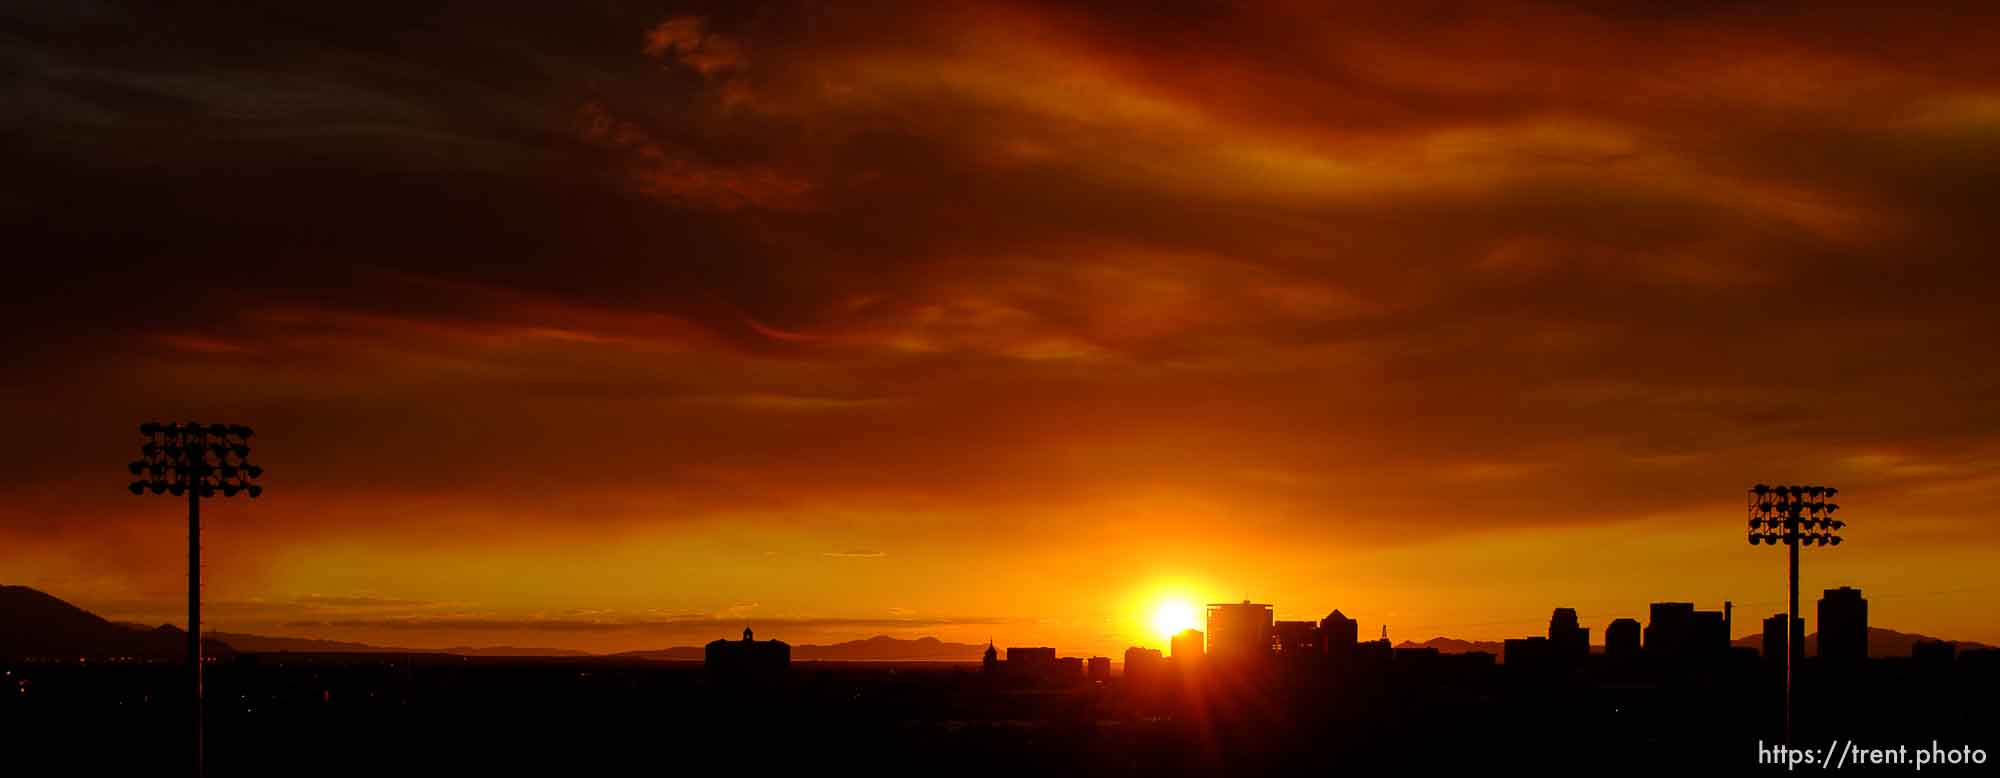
[129,422,263,778]
[1746,483,1843,744]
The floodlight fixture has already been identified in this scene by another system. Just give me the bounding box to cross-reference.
[129,421,264,778]
[1746,483,1848,746]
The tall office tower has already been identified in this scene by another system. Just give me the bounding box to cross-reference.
[1818,587,1868,662]
[1205,601,1274,662]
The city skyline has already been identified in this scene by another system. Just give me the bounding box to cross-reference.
[7,2,2000,657]
[10,576,1969,662]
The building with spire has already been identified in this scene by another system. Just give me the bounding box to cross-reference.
[705,627,789,677]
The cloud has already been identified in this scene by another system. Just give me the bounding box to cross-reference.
[4,0,2000,649]
[644,16,746,77]
[576,101,812,210]
[290,594,437,609]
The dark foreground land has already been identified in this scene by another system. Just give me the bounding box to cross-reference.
[4,653,1995,776]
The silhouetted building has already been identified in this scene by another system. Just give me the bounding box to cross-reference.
[1006,646,1057,677]
[1912,640,1955,668]
[1206,601,1273,662]
[1087,656,1111,682]
[1124,646,1164,686]
[1353,638,1393,667]
[1818,587,1868,662]
[1605,618,1641,660]
[1692,609,1727,658]
[1272,620,1321,657]
[1057,656,1084,681]
[706,627,789,676]
[1504,636,1552,671]
[1762,613,1804,664]
[1548,608,1588,665]
[1645,602,1695,660]
[1321,609,1358,661]
[1171,629,1205,663]
[982,640,999,673]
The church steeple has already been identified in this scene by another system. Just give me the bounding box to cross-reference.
[982,638,998,672]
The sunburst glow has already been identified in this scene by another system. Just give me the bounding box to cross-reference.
[1151,598,1200,640]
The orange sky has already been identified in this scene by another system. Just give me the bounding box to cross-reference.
[3,1,1998,655]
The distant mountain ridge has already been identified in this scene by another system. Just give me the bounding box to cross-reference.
[1394,637,1504,655]
[206,632,402,653]
[0,585,232,660]
[1731,626,1992,658]
[1,586,586,658]
[438,645,595,657]
[210,631,591,657]
[617,635,989,662]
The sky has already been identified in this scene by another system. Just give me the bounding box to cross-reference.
[3,1,1998,656]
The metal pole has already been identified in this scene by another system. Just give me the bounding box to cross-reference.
[189,486,203,778]
[131,422,258,778]
[1785,502,1798,746]
[1747,484,1843,748]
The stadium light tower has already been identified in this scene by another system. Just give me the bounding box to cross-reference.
[129,422,263,778]
[1746,483,1843,745]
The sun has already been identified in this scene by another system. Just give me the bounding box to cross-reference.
[1151,598,1200,641]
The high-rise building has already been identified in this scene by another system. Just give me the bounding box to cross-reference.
[1123,646,1164,689]
[1087,656,1111,682]
[1645,602,1695,659]
[1503,636,1552,670]
[1818,587,1868,662]
[982,640,999,673]
[1171,628,1205,663]
[1692,610,1727,657]
[1762,613,1804,663]
[1548,608,1589,665]
[1604,618,1640,659]
[1006,646,1058,678]
[1206,601,1274,662]
[1321,609,1359,660]
[1272,620,1321,657]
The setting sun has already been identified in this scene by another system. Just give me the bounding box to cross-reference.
[1151,598,1200,640]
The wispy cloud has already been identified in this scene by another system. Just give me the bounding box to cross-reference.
[7,1,2000,651]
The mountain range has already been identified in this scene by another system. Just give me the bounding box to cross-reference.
[0,586,590,659]
[203,631,592,657]
[615,634,990,662]
[0,585,234,660]
[1,586,984,660]
[1730,627,1991,657]
[1394,637,1504,655]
